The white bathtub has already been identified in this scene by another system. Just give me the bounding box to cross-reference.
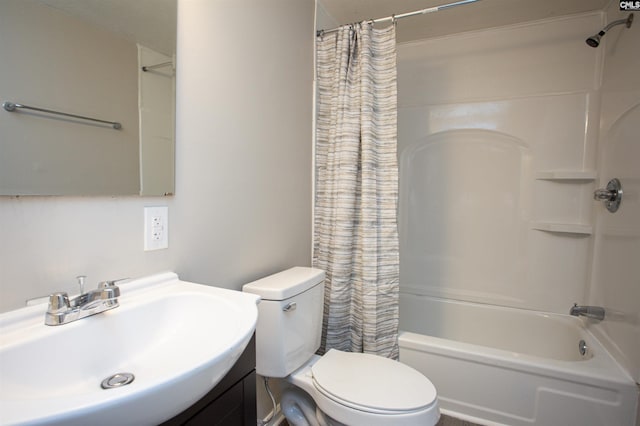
[398,293,639,426]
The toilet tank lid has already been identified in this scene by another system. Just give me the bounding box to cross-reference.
[242,267,325,300]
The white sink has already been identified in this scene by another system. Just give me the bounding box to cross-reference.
[0,273,260,426]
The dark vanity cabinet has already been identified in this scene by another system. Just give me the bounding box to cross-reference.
[161,335,256,426]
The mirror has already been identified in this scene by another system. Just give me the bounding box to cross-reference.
[0,0,176,196]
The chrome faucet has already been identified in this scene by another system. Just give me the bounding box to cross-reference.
[45,276,124,326]
[570,303,605,321]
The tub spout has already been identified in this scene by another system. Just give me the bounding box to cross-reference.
[570,303,605,321]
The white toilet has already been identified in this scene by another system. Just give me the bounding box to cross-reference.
[243,267,439,426]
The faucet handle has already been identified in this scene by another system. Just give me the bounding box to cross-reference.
[96,279,124,302]
[98,278,129,288]
[47,292,70,313]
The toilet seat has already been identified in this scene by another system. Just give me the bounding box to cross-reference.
[311,349,437,415]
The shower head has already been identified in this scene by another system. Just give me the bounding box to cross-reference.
[585,32,604,47]
[585,13,634,48]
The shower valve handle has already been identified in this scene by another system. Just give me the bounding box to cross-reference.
[593,178,622,213]
[593,188,618,201]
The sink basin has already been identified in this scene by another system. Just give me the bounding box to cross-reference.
[0,272,260,426]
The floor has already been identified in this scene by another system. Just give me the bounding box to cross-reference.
[437,414,483,426]
[281,414,482,425]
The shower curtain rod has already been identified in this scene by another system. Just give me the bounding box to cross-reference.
[316,0,481,37]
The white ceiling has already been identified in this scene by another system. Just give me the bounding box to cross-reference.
[35,0,176,55]
[319,0,611,42]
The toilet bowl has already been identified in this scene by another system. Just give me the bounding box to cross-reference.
[287,350,439,426]
[281,387,329,426]
[243,267,440,426]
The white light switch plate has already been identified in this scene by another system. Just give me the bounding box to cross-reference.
[144,206,168,251]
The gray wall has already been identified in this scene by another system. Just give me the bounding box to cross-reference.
[172,0,315,289]
[0,0,314,312]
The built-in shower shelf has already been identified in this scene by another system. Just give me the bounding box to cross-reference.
[531,222,593,235]
[535,170,597,181]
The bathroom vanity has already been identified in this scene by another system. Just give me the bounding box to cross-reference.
[161,336,257,426]
[0,273,259,426]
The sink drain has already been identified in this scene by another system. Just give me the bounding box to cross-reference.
[101,372,135,389]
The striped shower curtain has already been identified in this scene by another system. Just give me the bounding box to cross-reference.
[314,23,399,359]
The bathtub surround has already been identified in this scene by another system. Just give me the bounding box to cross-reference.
[392,8,639,425]
[589,1,640,384]
[396,12,602,315]
[393,6,640,387]
[314,23,400,359]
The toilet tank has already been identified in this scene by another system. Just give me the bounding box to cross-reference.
[242,267,325,378]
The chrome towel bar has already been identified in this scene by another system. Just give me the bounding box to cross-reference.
[141,61,173,72]
[2,101,122,129]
